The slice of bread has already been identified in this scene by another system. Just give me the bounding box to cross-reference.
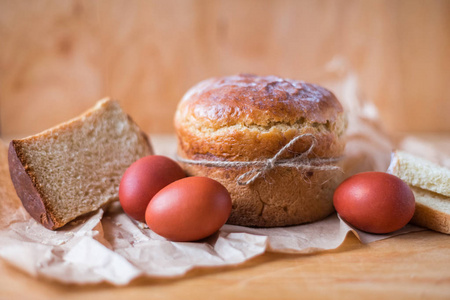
[387,150,450,234]
[8,98,153,230]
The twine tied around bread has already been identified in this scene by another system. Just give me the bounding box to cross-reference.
[176,134,342,186]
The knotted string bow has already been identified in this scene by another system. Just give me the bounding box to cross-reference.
[176,133,342,186]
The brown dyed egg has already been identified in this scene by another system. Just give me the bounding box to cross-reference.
[145,177,232,242]
[119,155,186,222]
[333,172,415,234]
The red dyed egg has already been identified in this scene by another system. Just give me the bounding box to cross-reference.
[333,172,415,234]
[146,177,232,242]
[119,155,185,222]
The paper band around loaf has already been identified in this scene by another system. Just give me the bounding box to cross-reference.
[176,134,343,185]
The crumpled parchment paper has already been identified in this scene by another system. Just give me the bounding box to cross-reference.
[0,65,424,285]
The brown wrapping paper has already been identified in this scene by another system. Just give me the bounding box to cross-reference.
[0,67,426,285]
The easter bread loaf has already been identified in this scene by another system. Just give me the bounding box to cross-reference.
[175,74,347,227]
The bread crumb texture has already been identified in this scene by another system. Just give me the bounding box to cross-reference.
[389,151,449,196]
[11,99,152,227]
[388,150,450,234]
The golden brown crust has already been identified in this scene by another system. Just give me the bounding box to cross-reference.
[175,74,346,227]
[411,202,450,234]
[177,74,343,127]
[180,162,342,227]
[175,74,346,161]
[8,141,60,229]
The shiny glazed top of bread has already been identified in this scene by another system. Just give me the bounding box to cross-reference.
[175,74,347,161]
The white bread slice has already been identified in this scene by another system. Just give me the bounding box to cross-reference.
[388,150,449,196]
[387,150,450,234]
[8,98,153,230]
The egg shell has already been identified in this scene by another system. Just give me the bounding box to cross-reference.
[333,172,415,234]
[145,176,232,242]
[119,155,186,222]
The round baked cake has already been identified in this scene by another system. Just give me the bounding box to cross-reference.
[174,74,347,227]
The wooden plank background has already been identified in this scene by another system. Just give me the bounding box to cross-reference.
[0,0,449,137]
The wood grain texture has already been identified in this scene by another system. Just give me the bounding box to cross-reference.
[0,0,449,136]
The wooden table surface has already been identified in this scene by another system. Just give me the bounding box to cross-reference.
[0,231,448,300]
[0,134,449,300]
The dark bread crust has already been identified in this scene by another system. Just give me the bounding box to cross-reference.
[8,141,59,229]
